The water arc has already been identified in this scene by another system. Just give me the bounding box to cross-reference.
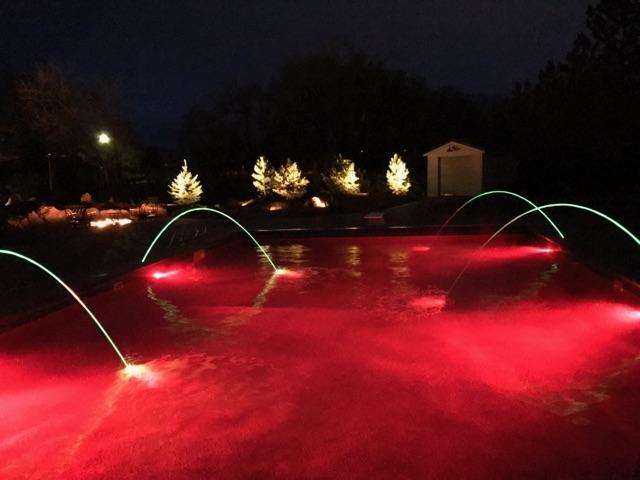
[0,249,129,368]
[140,207,279,272]
[448,203,640,294]
[437,190,565,239]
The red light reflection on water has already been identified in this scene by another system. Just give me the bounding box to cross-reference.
[409,294,447,312]
[423,301,640,392]
[474,245,560,261]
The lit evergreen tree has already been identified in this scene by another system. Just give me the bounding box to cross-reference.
[323,156,360,194]
[168,160,203,205]
[252,156,273,196]
[386,153,411,195]
[272,159,309,199]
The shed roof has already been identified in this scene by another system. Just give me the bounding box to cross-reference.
[423,140,485,157]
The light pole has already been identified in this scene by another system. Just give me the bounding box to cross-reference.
[47,152,53,192]
[97,132,111,145]
[96,131,113,187]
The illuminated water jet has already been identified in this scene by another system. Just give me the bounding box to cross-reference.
[448,203,640,294]
[616,306,640,323]
[274,268,304,279]
[122,363,150,379]
[151,270,178,280]
[0,249,130,368]
[141,207,279,272]
[437,190,565,239]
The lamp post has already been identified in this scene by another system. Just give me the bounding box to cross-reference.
[97,132,111,145]
[47,152,53,192]
[96,131,113,187]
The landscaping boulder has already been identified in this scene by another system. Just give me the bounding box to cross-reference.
[38,206,67,223]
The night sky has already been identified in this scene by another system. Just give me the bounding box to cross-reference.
[2,0,591,146]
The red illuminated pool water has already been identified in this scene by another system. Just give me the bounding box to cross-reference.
[2,234,640,479]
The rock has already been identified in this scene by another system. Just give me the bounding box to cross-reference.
[139,202,167,217]
[8,217,28,229]
[38,206,67,222]
[85,207,100,218]
[27,211,44,225]
[305,196,329,209]
[267,201,288,212]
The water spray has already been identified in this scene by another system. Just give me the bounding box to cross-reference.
[0,249,130,369]
[141,207,279,272]
[437,190,565,239]
[447,203,640,294]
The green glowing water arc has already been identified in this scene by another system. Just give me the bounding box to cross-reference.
[0,249,129,368]
[141,207,279,272]
[448,203,640,294]
[437,190,565,239]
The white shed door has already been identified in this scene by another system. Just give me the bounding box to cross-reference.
[439,155,480,196]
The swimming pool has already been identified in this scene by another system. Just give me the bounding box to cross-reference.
[2,233,639,478]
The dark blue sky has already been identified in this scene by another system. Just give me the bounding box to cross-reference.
[2,0,591,146]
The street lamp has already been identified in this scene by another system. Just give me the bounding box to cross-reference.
[97,132,112,145]
[96,132,113,187]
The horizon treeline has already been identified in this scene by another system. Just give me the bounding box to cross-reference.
[1,0,638,202]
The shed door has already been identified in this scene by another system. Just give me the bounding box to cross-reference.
[439,155,478,196]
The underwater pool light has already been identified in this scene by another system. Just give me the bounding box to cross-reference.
[410,295,447,310]
[275,268,304,279]
[120,363,158,385]
[533,246,559,254]
[618,307,640,323]
[122,364,148,378]
[151,270,178,279]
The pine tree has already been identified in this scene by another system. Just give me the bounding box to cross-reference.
[252,156,273,196]
[272,159,309,199]
[168,160,203,205]
[386,153,411,195]
[323,156,360,194]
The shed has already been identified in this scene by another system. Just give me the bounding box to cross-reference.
[424,140,484,197]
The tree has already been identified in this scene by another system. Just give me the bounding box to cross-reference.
[505,0,640,193]
[4,65,140,198]
[168,160,203,205]
[178,84,266,176]
[178,49,488,181]
[252,156,273,196]
[323,156,360,194]
[386,153,411,195]
[271,159,309,199]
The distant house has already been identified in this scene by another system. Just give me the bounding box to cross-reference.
[424,140,484,197]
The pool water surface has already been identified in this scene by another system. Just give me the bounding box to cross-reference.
[1,234,640,479]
